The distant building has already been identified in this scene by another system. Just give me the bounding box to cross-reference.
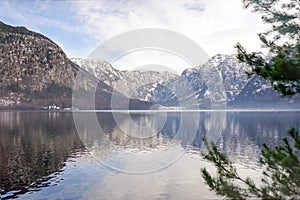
[42,104,60,110]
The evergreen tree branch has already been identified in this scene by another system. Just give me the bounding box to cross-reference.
[201,128,300,199]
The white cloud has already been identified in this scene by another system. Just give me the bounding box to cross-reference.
[111,49,193,74]
[71,0,269,60]
[0,0,269,67]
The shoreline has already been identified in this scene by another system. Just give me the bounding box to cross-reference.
[1,109,300,113]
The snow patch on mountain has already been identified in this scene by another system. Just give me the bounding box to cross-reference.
[72,54,300,109]
[71,58,178,100]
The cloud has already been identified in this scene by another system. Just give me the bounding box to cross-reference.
[0,0,269,63]
[184,1,206,12]
[71,0,205,40]
[0,0,94,58]
[70,0,268,60]
[111,49,193,74]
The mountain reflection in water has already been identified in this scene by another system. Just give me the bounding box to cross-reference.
[1,111,300,199]
[0,112,84,199]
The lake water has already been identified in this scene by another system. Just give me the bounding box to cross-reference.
[1,111,300,199]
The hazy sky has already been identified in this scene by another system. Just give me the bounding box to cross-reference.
[0,0,269,73]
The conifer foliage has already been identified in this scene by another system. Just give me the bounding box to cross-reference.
[201,0,300,199]
[201,128,300,199]
[236,0,300,95]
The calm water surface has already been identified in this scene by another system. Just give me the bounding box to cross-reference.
[1,111,300,199]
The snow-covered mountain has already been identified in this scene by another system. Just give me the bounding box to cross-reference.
[72,55,300,109]
[232,75,300,108]
[215,54,251,102]
[146,54,300,109]
[1,17,297,111]
[0,20,153,110]
[147,54,250,108]
[71,58,178,100]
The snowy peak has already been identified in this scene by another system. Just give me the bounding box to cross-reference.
[148,55,229,109]
[216,55,252,102]
[72,58,178,100]
[71,58,123,85]
[72,54,300,109]
[146,53,300,109]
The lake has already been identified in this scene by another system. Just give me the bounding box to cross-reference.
[1,111,300,199]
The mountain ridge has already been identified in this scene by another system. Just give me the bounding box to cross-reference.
[71,58,178,101]
[145,54,300,109]
[0,20,151,110]
[1,20,299,110]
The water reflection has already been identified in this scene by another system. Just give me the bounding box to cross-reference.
[74,111,225,173]
[1,111,300,199]
[0,112,84,199]
[218,112,300,163]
